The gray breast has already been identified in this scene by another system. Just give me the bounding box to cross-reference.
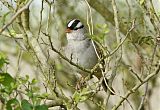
[65,39,98,69]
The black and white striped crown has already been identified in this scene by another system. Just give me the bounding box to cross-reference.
[67,19,84,30]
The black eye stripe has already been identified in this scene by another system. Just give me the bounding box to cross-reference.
[74,25,84,30]
[71,20,80,29]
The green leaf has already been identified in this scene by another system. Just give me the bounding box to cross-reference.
[0,73,15,88]
[25,75,29,81]
[6,98,20,110]
[10,30,17,36]
[55,63,63,71]
[0,57,8,69]
[18,75,30,85]
[35,105,48,110]
[41,93,49,98]
[21,99,33,110]
[31,78,38,85]
[32,86,40,93]
[26,91,33,98]
[73,91,80,103]
[73,88,91,103]
[2,11,11,24]
[79,88,91,102]
[90,24,109,44]
[138,36,153,45]
[139,0,145,5]
[96,24,109,34]
[89,34,104,44]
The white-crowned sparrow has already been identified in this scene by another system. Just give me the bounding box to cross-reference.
[64,19,114,93]
[64,19,98,71]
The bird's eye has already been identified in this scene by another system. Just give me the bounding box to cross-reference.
[74,28,78,30]
[73,25,84,30]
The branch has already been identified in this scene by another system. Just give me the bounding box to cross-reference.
[0,0,14,11]
[138,83,148,110]
[110,19,136,56]
[129,68,143,83]
[112,0,120,43]
[0,0,33,34]
[112,63,160,110]
[91,19,136,73]
[84,0,116,95]
[149,0,160,23]
[42,32,91,74]
[46,100,64,108]
[88,0,139,38]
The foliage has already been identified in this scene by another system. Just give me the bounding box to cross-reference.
[0,54,48,110]
[0,0,160,110]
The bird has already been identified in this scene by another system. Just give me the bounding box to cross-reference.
[64,19,114,94]
[64,19,98,72]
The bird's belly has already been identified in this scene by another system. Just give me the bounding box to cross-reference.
[65,40,98,69]
[67,48,98,69]
[78,51,97,69]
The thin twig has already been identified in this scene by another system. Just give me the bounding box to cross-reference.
[112,63,160,110]
[129,68,143,82]
[84,0,93,35]
[126,98,135,110]
[84,0,115,95]
[91,19,136,73]
[112,0,120,43]
[0,0,33,34]
[84,0,94,35]
[110,19,136,56]
[0,0,14,11]
[125,0,131,21]
[42,32,91,73]
[37,0,44,39]
[149,0,160,23]
[138,82,148,110]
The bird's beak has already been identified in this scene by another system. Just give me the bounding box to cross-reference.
[65,28,72,33]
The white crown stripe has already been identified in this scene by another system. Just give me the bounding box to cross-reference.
[68,19,76,27]
[76,22,83,28]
